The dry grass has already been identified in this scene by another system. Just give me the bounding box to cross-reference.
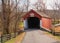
[5,32,25,43]
[45,31,60,41]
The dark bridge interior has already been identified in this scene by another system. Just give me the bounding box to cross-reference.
[27,17,40,29]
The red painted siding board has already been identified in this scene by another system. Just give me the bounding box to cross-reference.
[42,17,52,29]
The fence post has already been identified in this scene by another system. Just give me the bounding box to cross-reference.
[7,34,11,40]
[1,35,3,43]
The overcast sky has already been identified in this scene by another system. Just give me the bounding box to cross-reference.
[19,0,60,10]
[29,0,60,10]
[0,0,60,10]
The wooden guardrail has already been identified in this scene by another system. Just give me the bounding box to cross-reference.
[51,24,60,36]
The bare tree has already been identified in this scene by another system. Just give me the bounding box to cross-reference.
[50,0,60,24]
[1,0,23,35]
[33,0,45,11]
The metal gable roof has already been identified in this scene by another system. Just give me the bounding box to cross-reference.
[21,9,51,19]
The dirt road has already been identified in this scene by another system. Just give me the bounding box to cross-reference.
[22,29,58,43]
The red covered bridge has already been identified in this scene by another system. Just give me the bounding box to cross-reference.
[21,10,52,31]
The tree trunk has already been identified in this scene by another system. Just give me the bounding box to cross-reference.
[2,0,10,34]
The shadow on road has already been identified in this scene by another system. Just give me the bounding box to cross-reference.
[24,28,40,32]
[24,27,50,32]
